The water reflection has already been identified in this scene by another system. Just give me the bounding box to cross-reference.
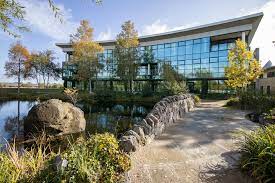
[81,103,151,136]
[0,100,35,144]
[0,100,152,144]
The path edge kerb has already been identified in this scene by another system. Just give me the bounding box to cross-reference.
[119,94,195,153]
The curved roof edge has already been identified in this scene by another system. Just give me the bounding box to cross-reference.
[56,12,263,48]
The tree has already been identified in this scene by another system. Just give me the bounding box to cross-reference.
[0,0,102,37]
[5,42,30,93]
[71,20,104,93]
[225,39,262,91]
[159,64,188,95]
[27,50,60,88]
[114,20,140,93]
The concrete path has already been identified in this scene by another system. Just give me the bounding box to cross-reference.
[127,100,258,183]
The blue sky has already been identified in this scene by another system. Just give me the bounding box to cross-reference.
[0,0,274,83]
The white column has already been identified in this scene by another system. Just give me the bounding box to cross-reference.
[148,64,150,76]
[242,32,246,43]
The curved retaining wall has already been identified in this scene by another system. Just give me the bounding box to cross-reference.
[119,94,195,153]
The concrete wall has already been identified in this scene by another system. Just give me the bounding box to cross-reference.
[256,77,275,94]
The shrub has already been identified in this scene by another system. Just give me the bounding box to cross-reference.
[58,133,131,182]
[239,125,275,182]
[193,95,201,104]
[239,91,275,113]
[0,133,131,183]
[0,138,55,183]
[226,97,239,107]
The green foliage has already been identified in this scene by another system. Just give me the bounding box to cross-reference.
[225,92,275,113]
[0,135,56,183]
[1,0,102,38]
[114,20,140,93]
[60,133,131,183]
[239,125,275,182]
[193,95,201,104]
[0,133,131,183]
[159,64,188,96]
[0,0,29,37]
[238,91,275,113]
[225,97,240,107]
[27,50,60,88]
[71,20,104,93]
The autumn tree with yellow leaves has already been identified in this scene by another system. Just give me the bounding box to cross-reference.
[71,20,104,93]
[225,39,262,91]
[5,42,30,93]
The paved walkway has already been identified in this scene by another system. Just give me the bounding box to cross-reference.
[127,100,258,183]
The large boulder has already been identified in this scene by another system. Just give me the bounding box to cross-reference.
[24,99,86,136]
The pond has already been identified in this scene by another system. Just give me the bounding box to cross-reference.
[0,100,153,144]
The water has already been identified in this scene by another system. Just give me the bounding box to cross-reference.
[0,100,152,144]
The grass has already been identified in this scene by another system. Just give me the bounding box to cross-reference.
[0,133,131,183]
[239,125,275,183]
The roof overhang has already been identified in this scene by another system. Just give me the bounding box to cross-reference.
[56,12,263,52]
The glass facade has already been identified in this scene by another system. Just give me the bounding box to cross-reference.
[62,36,237,93]
[87,37,235,80]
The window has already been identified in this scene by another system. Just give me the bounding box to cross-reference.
[219,50,228,57]
[260,86,264,94]
[201,43,210,53]
[178,55,185,61]
[201,58,209,64]
[186,54,192,59]
[194,39,201,44]
[193,59,200,64]
[211,44,218,52]
[210,58,218,63]
[193,44,201,54]
[210,51,218,57]
[219,43,227,50]
[267,71,275,78]
[178,41,185,46]
[177,46,185,55]
[186,40,193,45]
[186,45,193,54]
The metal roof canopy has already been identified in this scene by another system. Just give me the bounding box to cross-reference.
[56,12,263,50]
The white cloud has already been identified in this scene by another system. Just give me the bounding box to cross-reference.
[239,0,275,66]
[141,20,169,35]
[18,0,78,41]
[97,28,112,41]
[141,19,199,36]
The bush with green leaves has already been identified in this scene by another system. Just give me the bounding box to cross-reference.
[0,133,131,183]
[238,91,275,113]
[239,125,275,182]
[58,133,131,182]
[226,97,240,107]
[225,91,275,113]
[192,95,201,104]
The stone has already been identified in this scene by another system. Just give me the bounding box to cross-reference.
[124,130,141,144]
[119,135,139,153]
[24,99,86,136]
[133,125,146,144]
[140,119,152,135]
[54,155,68,171]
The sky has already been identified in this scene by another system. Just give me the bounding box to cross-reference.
[0,0,274,83]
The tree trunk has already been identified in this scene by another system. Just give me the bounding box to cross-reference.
[89,78,92,94]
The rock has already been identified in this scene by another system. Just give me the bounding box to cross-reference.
[119,94,195,153]
[54,155,68,171]
[119,135,139,153]
[133,125,146,144]
[124,130,141,144]
[139,119,152,135]
[24,99,86,136]
[259,114,275,125]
